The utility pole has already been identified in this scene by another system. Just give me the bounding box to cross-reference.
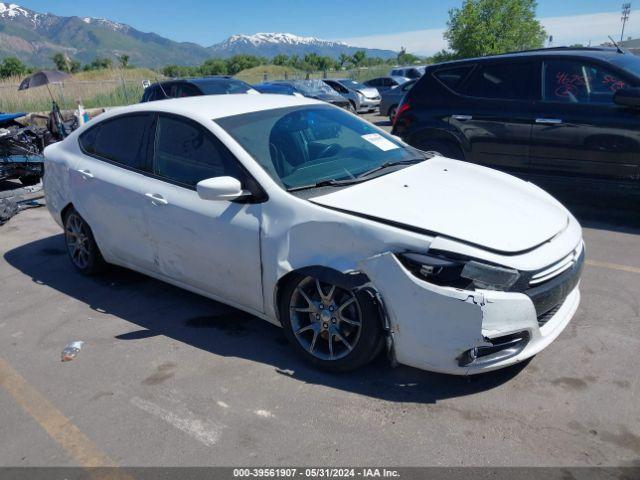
[621,2,632,42]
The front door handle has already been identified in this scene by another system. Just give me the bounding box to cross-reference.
[535,118,563,125]
[144,193,168,206]
[77,169,93,179]
[452,114,473,121]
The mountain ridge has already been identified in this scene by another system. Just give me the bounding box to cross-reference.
[0,3,397,67]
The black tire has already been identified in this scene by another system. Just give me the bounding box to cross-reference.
[388,105,398,121]
[416,139,464,160]
[19,175,41,186]
[279,274,383,372]
[62,208,106,275]
[348,101,357,113]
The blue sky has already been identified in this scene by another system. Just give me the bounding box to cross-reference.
[17,0,638,54]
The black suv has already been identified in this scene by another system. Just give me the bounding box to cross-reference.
[140,77,255,102]
[393,47,640,184]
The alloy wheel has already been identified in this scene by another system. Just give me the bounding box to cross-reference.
[65,212,91,270]
[289,276,362,361]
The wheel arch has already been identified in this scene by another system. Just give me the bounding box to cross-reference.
[408,127,468,159]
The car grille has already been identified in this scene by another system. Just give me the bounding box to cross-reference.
[529,242,583,286]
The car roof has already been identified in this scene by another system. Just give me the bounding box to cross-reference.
[431,46,629,67]
[151,76,237,87]
[104,94,320,121]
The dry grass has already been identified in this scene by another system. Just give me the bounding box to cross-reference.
[0,68,163,113]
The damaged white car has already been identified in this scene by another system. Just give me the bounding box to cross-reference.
[43,95,584,375]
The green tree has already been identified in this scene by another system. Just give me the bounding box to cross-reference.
[338,53,352,69]
[200,58,227,76]
[118,54,130,69]
[51,52,80,73]
[225,54,263,75]
[0,56,27,78]
[443,0,546,59]
[272,54,289,66]
[352,50,366,67]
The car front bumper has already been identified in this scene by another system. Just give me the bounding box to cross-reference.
[360,251,581,375]
[356,98,381,111]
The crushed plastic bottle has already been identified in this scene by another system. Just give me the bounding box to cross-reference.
[61,341,84,362]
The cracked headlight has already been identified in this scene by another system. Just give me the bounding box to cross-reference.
[398,252,520,291]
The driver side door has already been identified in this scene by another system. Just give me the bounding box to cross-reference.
[143,113,264,312]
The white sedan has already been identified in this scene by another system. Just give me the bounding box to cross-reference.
[43,94,584,374]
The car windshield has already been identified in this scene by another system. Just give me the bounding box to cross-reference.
[197,79,252,95]
[292,80,335,96]
[215,105,426,190]
[609,54,640,81]
[338,79,367,90]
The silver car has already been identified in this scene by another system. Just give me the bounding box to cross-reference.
[380,79,416,119]
[323,79,381,113]
[363,76,411,93]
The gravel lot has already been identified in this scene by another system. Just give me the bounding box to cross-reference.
[0,114,638,468]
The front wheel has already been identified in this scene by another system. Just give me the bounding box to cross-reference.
[280,275,383,372]
[19,175,41,186]
[63,208,106,275]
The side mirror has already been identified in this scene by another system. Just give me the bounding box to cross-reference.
[196,176,248,201]
[613,87,640,108]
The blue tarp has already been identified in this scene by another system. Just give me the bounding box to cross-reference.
[0,112,26,127]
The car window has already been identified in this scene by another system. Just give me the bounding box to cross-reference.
[169,83,201,98]
[401,80,416,92]
[464,62,534,100]
[153,115,240,187]
[79,114,154,171]
[366,78,381,87]
[434,65,473,92]
[543,59,629,104]
[406,69,421,79]
[383,78,394,86]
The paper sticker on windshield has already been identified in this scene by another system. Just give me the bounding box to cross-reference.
[362,133,399,151]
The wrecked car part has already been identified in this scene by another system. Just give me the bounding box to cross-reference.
[61,341,84,362]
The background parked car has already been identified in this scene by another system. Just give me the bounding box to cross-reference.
[389,66,426,79]
[253,80,353,110]
[380,80,416,119]
[140,77,257,102]
[363,76,410,93]
[393,47,640,185]
[322,79,380,113]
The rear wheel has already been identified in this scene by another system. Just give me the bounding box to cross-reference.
[63,208,106,275]
[280,275,383,372]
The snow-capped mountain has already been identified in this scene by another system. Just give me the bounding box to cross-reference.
[0,3,396,67]
[209,32,396,59]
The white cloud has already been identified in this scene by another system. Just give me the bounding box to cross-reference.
[340,11,640,56]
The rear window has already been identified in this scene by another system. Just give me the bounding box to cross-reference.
[434,65,473,92]
[463,62,534,100]
[79,114,154,171]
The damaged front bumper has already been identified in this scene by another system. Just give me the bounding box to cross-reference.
[360,252,581,375]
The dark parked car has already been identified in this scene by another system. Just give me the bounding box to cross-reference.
[253,80,353,110]
[141,77,257,102]
[393,47,640,184]
[380,80,416,119]
[363,76,410,93]
[389,67,426,79]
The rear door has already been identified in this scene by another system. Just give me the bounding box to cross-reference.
[452,60,537,170]
[530,58,640,181]
[143,113,264,311]
[73,113,157,270]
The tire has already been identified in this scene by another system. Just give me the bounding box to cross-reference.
[19,175,41,186]
[348,101,356,113]
[279,274,383,372]
[388,105,398,121]
[416,139,464,160]
[63,208,106,275]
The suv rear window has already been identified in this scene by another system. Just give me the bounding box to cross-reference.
[434,66,473,92]
[464,62,534,100]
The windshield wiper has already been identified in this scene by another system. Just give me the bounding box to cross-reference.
[287,178,356,192]
[355,157,426,179]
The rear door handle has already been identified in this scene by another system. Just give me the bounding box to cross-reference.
[452,114,473,121]
[144,193,168,206]
[77,169,93,179]
[535,118,563,125]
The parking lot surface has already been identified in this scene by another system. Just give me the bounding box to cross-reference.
[0,116,639,468]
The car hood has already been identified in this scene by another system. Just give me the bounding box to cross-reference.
[311,93,347,103]
[309,157,569,254]
[357,87,380,98]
